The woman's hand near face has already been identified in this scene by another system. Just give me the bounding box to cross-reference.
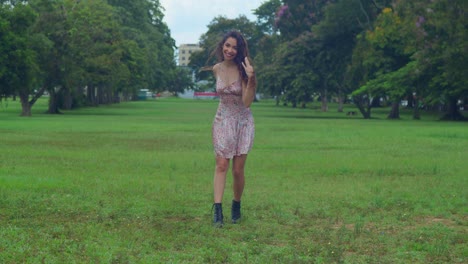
[242,57,255,79]
[241,57,256,107]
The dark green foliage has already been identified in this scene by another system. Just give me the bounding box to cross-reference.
[253,0,466,120]
[0,3,42,116]
[0,0,176,115]
[1,0,466,120]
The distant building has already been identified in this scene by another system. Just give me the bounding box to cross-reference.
[178,44,202,66]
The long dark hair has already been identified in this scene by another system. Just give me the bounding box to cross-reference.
[209,30,251,81]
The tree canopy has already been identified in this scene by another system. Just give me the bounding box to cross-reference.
[0,0,176,116]
[1,0,466,120]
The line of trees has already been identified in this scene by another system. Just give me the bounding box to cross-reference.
[189,0,467,120]
[0,0,189,116]
[2,0,466,120]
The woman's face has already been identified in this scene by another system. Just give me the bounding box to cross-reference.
[222,37,238,61]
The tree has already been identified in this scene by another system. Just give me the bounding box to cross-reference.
[0,0,183,116]
[263,0,369,110]
[275,0,329,41]
[349,0,467,120]
[29,0,86,113]
[0,2,44,116]
[0,4,17,100]
[260,0,329,109]
[343,0,401,119]
[360,7,412,119]
[252,0,282,103]
[253,0,282,35]
[27,0,175,113]
[68,0,127,107]
[100,0,176,99]
[166,67,194,95]
[417,0,467,120]
[314,0,393,112]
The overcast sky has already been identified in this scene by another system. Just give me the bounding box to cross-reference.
[160,0,266,47]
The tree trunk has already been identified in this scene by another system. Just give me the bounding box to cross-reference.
[114,91,120,103]
[19,92,31,117]
[62,89,73,110]
[354,95,371,119]
[371,97,381,107]
[441,97,465,121]
[387,101,400,119]
[407,94,414,109]
[356,104,371,119]
[97,86,105,104]
[30,86,46,107]
[337,90,344,113]
[107,89,113,104]
[87,85,98,106]
[321,89,328,112]
[18,86,46,116]
[413,96,420,120]
[47,89,62,114]
[122,91,130,102]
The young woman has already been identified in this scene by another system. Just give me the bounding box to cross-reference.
[210,31,256,227]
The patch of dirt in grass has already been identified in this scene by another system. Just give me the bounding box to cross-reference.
[330,215,466,235]
[331,222,355,231]
[414,215,466,229]
[424,217,456,226]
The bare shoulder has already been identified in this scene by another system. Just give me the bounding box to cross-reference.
[212,63,222,77]
[213,63,221,73]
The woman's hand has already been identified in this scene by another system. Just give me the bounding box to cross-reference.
[241,57,256,107]
[242,57,255,79]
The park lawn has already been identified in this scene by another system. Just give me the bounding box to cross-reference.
[0,98,466,263]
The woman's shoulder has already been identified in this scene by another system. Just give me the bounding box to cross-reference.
[212,63,223,77]
[213,63,222,71]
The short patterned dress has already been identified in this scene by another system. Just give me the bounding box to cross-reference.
[212,75,255,159]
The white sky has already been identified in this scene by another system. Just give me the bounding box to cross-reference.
[160,0,266,47]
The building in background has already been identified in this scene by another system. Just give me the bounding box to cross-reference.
[178,44,202,66]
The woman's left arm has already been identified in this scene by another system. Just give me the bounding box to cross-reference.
[242,57,256,108]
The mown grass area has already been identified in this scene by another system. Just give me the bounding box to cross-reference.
[0,98,466,263]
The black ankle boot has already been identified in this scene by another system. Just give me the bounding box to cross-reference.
[231,200,241,224]
[212,203,223,227]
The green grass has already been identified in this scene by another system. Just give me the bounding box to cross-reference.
[0,98,467,263]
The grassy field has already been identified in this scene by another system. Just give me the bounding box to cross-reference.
[0,98,466,263]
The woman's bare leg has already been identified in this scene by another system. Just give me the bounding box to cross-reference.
[232,154,247,201]
[214,157,230,203]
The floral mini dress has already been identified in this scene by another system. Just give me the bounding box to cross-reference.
[212,76,254,159]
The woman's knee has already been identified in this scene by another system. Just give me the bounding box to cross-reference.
[232,166,244,178]
[232,155,246,177]
[216,158,229,173]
